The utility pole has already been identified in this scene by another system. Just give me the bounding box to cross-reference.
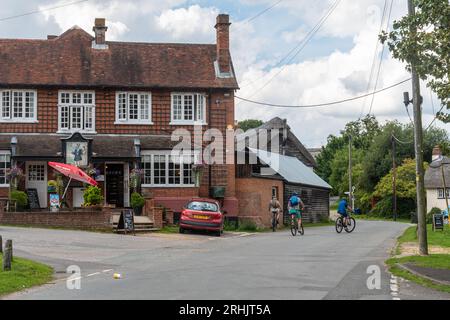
[408,0,428,255]
[348,135,353,209]
[392,134,397,221]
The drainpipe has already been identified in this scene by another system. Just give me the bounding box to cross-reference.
[134,138,141,194]
[208,90,213,197]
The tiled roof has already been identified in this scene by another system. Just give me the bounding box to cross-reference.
[0,27,238,89]
[0,134,180,159]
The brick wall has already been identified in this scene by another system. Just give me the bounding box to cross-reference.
[0,187,8,198]
[0,208,113,229]
[236,177,284,227]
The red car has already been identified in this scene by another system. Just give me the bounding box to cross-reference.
[179,199,226,236]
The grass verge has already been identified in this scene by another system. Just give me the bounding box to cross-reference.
[397,224,450,247]
[386,255,450,293]
[386,225,450,294]
[0,254,53,296]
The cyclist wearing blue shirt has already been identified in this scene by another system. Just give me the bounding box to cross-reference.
[288,192,305,230]
[337,198,352,226]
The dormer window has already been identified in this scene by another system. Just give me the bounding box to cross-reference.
[0,90,37,123]
[58,91,95,133]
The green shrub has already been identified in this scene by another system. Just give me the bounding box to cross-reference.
[130,192,145,209]
[11,191,28,209]
[427,207,443,224]
[369,197,415,219]
[83,186,104,206]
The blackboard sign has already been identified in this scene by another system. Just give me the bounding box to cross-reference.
[26,189,41,210]
[117,209,135,235]
[433,214,444,231]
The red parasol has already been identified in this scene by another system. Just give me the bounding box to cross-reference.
[48,162,98,200]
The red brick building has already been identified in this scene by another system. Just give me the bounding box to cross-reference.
[0,15,239,216]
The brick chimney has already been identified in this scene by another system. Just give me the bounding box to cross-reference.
[215,14,231,74]
[92,18,108,47]
[432,145,442,162]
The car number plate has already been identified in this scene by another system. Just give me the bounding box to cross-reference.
[193,215,209,220]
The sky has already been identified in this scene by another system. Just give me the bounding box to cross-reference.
[0,0,448,147]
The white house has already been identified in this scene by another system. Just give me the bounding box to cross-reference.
[424,146,450,213]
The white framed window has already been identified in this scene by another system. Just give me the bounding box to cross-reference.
[141,151,197,187]
[170,93,206,125]
[115,92,152,125]
[0,90,37,123]
[438,188,450,199]
[0,151,11,187]
[58,91,96,133]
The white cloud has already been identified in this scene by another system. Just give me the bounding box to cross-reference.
[156,5,219,41]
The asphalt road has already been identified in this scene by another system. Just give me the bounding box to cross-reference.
[1,221,449,300]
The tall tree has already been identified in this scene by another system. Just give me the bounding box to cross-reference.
[381,0,449,122]
[237,119,264,132]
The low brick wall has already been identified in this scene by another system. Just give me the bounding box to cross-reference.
[0,208,113,229]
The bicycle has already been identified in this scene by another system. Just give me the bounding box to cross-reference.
[335,211,356,234]
[290,212,304,236]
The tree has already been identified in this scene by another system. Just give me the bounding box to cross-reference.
[373,159,423,199]
[381,0,449,122]
[237,119,264,132]
[315,134,345,183]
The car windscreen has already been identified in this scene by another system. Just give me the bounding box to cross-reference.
[187,201,219,212]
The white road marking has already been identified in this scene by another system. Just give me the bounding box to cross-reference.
[102,269,113,273]
[87,272,101,277]
[390,275,401,300]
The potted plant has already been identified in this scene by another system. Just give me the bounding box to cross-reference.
[82,186,104,210]
[48,180,58,193]
[10,190,28,211]
[131,192,145,216]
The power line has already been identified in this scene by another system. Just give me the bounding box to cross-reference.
[244,0,283,24]
[425,104,445,131]
[236,78,411,108]
[0,0,90,22]
[392,134,413,145]
[237,0,341,103]
[368,0,394,115]
[359,0,389,119]
[238,2,323,89]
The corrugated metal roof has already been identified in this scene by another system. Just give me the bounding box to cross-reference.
[249,148,332,190]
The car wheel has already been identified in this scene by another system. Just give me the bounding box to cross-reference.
[216,230,221,237]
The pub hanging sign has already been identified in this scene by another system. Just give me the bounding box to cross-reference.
[61,132,92,168]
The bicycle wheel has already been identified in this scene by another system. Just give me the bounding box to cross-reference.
[344,217,356,233]
[298,223,304,236]
[335,217,344,233]
[290,219,297,236]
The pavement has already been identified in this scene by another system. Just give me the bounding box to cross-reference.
[0,221,449,300]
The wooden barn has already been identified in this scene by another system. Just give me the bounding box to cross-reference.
[235,118,332,227]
